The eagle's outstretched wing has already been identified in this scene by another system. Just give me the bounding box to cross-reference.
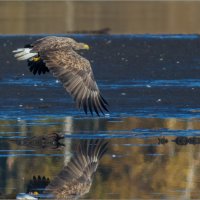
[37,47,108,116]
[13,36,109,116]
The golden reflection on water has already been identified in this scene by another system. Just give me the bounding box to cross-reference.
[1,116,200,135]
[1,1,200,34]
[100,140,200,199]
[107,117,200,131]
[1,116,200,199]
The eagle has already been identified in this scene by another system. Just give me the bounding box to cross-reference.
[13,36,109,116]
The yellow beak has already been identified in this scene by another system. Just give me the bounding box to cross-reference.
[83,44,90,50]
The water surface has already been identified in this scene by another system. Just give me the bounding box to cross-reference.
[1,34,200,199]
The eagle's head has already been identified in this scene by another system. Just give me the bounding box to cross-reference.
[65,38,90,50]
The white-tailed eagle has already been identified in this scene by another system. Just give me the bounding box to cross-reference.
[13,36,109,116]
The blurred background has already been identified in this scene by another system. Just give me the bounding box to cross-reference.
[1,1,200,34]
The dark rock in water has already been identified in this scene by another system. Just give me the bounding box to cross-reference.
[10,133,65,150]
[173,136,200,145]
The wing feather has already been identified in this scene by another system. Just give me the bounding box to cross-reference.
[38,48,108,115]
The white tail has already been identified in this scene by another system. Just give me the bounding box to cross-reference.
[13,48,38,61]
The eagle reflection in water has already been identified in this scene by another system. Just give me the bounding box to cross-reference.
[23,139,108,200]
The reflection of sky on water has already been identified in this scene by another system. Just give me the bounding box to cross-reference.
[3,78,200,88]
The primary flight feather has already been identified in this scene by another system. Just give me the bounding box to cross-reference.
[13,36,108,116]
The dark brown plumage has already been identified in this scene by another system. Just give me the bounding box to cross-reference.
[13,36,109,116]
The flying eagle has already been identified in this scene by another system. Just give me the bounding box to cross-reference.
[13,36,109,116]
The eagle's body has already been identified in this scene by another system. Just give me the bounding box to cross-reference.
[13,36,108,116]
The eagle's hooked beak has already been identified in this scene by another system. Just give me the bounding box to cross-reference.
[83,44,90,50]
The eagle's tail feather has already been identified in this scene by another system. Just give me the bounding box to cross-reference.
[13,48,38,61]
